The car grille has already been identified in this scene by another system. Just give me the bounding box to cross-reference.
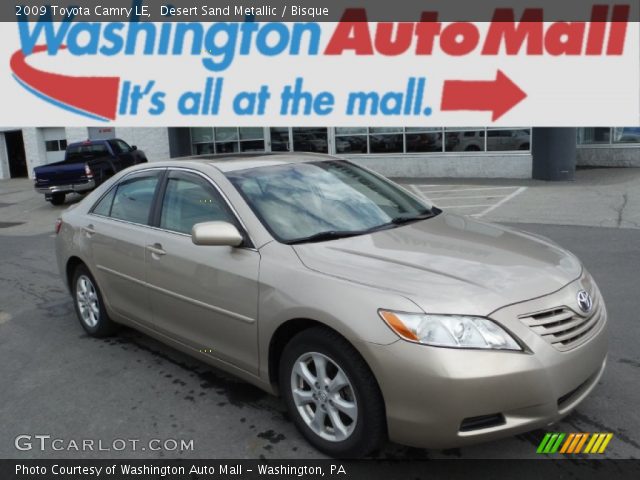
[518,291,604,352]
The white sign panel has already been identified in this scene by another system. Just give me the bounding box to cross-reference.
[1,12,638,126]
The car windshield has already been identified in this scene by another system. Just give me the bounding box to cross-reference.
[226,160,438,244]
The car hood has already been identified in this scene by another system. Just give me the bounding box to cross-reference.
[292,213,582,316]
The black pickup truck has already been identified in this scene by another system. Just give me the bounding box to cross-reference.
[34,138,147,205]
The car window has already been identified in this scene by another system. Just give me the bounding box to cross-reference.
[66,143,109,162]
[160,173,235,235]
[227,161,433,243]
[109,139,131,155]
[109,175,160,225]
[92,187,116,217]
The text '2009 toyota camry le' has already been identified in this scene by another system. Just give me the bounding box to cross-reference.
[55,153,607,457]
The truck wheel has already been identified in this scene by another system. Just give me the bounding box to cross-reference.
[49,193,65,206]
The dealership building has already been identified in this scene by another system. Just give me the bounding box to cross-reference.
[0,126,638,181]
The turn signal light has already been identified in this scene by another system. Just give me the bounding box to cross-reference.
[379,310,419,342]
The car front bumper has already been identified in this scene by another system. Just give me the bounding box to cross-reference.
[36,179,95,195]
[359,276,608,449]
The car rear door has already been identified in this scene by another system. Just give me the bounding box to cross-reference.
[144,169,260,374]
[87,169,164,327]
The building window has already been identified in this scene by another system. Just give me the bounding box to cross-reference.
[214,127,239,153]
[486,128,531,151]
[239,127,266,152]
[269,127,329,153]
[190,127,265,155]
[292,127,329,153]
[444,128,485,152]
[335,128,368,154]
[612,127,640,144]
[578,127,640,146]
[190,127,214,154]
[270,127,290,152]
[45,139,67,152]
[333,128,531,154]
[577,128,611,145]
[405,128,443,153]
[369,127,404,153]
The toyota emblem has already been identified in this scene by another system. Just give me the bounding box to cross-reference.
[577,290,593,313]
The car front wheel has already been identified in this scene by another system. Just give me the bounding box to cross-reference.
[279,327,386,457]
[72,265,117,337]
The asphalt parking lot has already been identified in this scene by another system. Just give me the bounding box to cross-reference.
[405,183,527,217]
[1,169,639,459]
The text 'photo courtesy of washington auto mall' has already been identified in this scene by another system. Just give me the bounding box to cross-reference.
[0,0,639,479]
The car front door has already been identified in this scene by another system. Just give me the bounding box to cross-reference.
[145,169,260,374]
[87,169,164,327]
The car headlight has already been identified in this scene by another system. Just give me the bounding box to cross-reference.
[379,310,522,351]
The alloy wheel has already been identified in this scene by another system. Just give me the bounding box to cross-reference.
[290,352,358,442]
[76,275,100,328]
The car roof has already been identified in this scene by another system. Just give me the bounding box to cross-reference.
[174,152,341,173]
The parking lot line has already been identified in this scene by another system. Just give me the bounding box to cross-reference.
[474,187,527,218]
[407,185,426,198]
[418,186,521,194]
[437,204,496,209]
[403,182,526,218]
[429,195,510,201]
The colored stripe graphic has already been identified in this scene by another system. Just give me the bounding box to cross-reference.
[10,45,120,121]
[536,433,552,453]
[559,433,575,453]
[543,433,558,453]
[574,433,589,453]
[549,433,566,453]
[567,433,584,453]
[598,433,614,453]
[584,433,599,453]
[538,433,613,454]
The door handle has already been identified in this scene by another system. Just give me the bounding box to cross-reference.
[146,243,166,256]
[82,224,96,236]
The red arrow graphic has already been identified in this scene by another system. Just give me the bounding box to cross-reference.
[441,70,527,121]
[10,45,120,121]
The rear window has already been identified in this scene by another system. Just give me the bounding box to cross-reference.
[92,187,116,217]
[92,173,160,225]
[66,143,109,162]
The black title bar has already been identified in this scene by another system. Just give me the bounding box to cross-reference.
[4,0,640,22]
[3,459,640,480]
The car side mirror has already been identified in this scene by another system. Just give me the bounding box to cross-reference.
[130,145,137,151]
[191,221,244,247]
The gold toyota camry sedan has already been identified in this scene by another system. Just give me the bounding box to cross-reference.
[55,153,608,457]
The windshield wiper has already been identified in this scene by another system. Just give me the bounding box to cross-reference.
[286,210,440,245]
[285,230,366,245]
[389,210,439,225]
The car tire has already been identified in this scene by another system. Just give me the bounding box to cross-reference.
[72,264,118,337]
[279,327,386,458]
[49,193,65,206]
